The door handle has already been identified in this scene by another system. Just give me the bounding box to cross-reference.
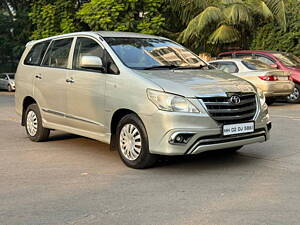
[35,74,42,79]
[66,78,75,83]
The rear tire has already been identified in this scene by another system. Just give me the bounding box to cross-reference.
[116,114,157,169]
[287,84,300,103]
[25,104,50,142]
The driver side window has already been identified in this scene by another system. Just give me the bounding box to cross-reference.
[73,37,104,71]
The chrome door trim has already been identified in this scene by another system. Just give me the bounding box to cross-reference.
[42,108,103,127]
[42,108,65,117]
[65,114,104,127]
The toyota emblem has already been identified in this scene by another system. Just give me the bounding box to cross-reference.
[229,95,241,104]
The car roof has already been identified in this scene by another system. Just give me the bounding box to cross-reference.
[218,50,282,56]
[26,31,168,47]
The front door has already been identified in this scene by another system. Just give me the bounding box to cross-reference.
[66,37,107,137]
[34,38,74,125]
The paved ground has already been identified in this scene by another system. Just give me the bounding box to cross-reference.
[1,91,300,225]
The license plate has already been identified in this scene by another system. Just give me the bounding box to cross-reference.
[278,76,289,81]
[223,122,254,136]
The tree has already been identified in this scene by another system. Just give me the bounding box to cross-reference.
[175,0,286,50]
[0,0,33,72]
[29,0,82,39]
[251,0,300,56]
[77,0,165,35]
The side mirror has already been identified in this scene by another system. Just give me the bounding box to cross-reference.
[79,56,103,70]
[270,64,279,69]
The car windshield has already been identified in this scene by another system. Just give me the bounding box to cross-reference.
[104,37,207,70]
[273,53,300,67]
[242,59,273,70]
[8,74,15,79]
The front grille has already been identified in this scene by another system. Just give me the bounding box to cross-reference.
[200,93,257,124]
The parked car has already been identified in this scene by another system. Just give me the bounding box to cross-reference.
[208,59,294,105]
[218,50,300,103]
[0,73,15,92]
[15,32,271,168]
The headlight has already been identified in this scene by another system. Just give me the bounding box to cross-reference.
[147,89,200,113]
[257,88,266,106]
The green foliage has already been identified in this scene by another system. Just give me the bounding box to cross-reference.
[176,0,287,51]
[0,1,33,72]
[29,0,78,39]
[251,13,300,56]
[77,0,165,35]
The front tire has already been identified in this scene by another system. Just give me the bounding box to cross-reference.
[116,114,157,169]
[287,83,300,103]
[7,84,13,92]
[25,104,50,142]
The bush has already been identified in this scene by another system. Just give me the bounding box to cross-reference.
[251,2,300,56]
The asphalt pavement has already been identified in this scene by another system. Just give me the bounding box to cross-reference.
[1,91,300,225]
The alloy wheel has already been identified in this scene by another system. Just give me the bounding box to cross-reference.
[288,87,300,101]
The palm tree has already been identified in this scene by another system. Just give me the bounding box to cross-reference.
[175,0,286,47]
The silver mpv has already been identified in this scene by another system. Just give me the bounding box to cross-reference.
[15,32,271,168]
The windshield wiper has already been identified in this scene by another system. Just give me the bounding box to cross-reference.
[143,65,180,70]
[173,65,207,70]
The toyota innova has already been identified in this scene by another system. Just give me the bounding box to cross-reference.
[15,32,271,168]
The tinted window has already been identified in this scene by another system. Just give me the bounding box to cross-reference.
[273,53,300,67]
[42,38,73,68]
[24,41,50,66]
[0,74,5,79]
[242,59,273,70]
[254,55,275,65]
[73,37,104,71]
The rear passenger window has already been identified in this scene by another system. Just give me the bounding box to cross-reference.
[24,41,50,66]
[42,38,73,69]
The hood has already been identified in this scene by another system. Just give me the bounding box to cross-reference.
[135,69,256,97]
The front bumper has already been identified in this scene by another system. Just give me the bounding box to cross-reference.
[185,128,268,154]
[141,103,270,156]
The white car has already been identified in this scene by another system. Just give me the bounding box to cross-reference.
[0,73,15,92]
[209,59,294,105]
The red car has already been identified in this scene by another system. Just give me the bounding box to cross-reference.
[218,50,300,103]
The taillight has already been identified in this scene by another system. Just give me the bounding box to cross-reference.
[258,75,278,81]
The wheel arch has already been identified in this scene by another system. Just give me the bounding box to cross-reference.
[21,96,37,126]
[110,108,142,150]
